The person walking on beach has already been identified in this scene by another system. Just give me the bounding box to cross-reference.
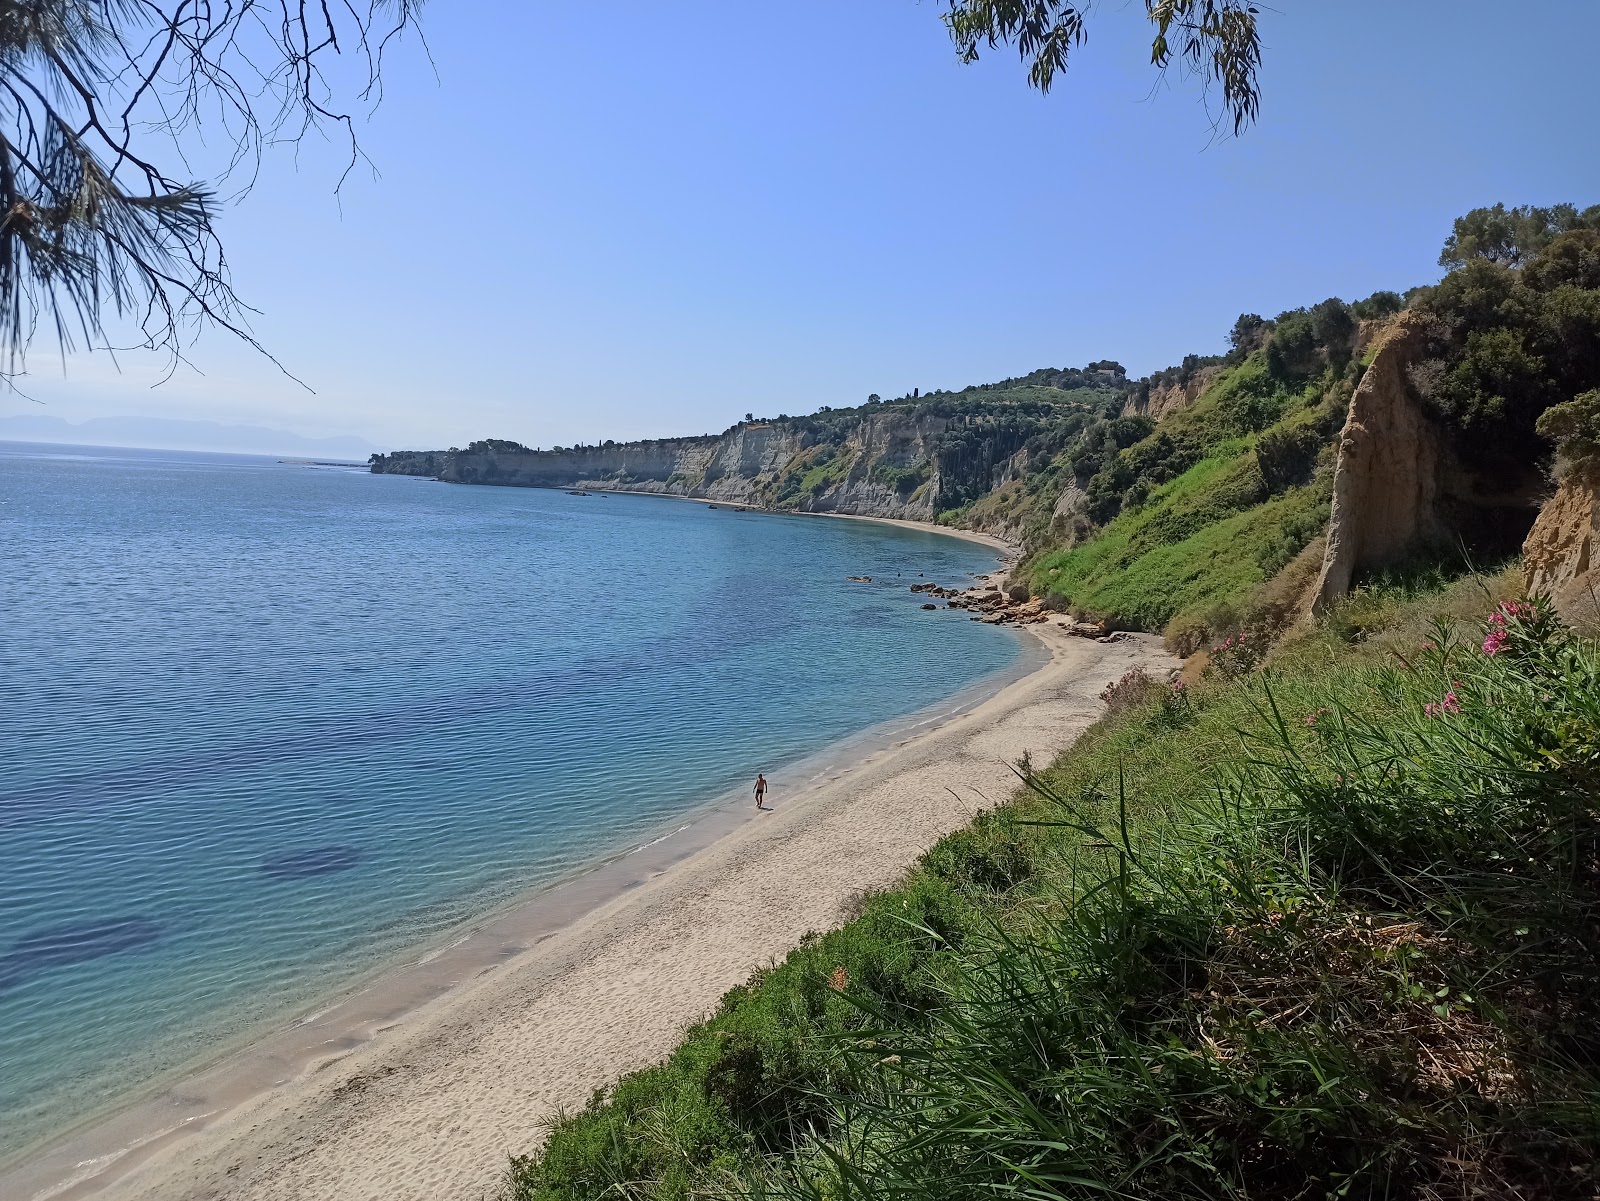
[753,773,768,810]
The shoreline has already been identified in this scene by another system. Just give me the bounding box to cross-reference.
[5,624,1172,1201]
[0,628,1046,1199]
[477,478,1025,557]
[2,513,1153,1201]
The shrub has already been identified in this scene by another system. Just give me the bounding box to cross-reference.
[1204,629,1262,678]
[1536,387,1600,478]
[1254,425,1320,494]
[1098,667,1158,714]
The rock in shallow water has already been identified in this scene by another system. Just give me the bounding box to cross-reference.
[259,846,362,880]
[0,917,162,994]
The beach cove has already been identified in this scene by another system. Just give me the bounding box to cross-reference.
[7,605,1170,1201]
[0,444,1177,1198]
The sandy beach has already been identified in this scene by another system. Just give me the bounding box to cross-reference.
[7,598,1172,1201]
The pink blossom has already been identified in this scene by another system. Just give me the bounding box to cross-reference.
[1483,629,1508,656]
[1425,689,1461,718]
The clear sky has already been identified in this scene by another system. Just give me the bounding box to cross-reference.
[6,1,1599,452]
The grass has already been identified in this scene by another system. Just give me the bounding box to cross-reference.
[1020,354,1345,634]
[1028,464,1330,631]
[508,565,1600,1200]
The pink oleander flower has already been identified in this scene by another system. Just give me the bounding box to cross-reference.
[1304,707,1332,727]
[1483,629,1508,656]
[1425,689,1462,718]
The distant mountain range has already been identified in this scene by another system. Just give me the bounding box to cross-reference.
[0,414,377,459]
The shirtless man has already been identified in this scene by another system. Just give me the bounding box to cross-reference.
[753,773,768,810]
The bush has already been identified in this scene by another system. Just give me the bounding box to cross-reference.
[1098,667,1158,714]
[1536,387,1600,478]
[1254,425,1320,494]
[1204,629,1262,678]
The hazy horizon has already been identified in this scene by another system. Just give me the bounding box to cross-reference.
[0,414,378,460]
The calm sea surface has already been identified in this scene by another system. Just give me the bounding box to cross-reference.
[0,443,1019,1160]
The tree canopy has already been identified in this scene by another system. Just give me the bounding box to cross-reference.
[0,0,421,377]
[1438,203,1600,270]
[942,0,1263,132]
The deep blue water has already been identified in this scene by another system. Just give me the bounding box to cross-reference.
[0,442,1018,1158]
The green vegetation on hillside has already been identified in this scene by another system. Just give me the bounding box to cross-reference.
[1022,328,1350,639]
[503,202,1600,1201]
[1012,208,1600,644]
[511,570,1600,1200]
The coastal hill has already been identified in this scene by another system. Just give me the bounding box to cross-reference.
[495,205,1600,1200]
[371,367,1129,541]
[379,204,1600,657]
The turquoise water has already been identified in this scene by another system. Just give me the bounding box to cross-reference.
[0,442,1018,1159]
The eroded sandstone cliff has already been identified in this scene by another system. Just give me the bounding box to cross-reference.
[1311,313,1443,612]
[1524,473,1600,627]
[374,409,959,522]
[1121,365,1223,422]
[1311,311,1546,613]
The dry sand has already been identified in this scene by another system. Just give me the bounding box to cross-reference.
[12,616,1172,1201]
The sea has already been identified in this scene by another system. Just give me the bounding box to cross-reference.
[0,442,1022,1165]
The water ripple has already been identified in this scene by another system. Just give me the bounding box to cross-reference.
[0,443,1016,1158]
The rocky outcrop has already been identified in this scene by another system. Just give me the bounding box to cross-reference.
[1311,314,1444,612]
[1523,474,1600,626]
[1122,366,1223,421]
[369,449,449,477]
[1311,312,1546,614]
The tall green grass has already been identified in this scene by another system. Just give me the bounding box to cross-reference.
[510,570,1600,1199]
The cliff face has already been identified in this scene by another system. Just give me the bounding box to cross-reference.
[1311,312,1545,613]
[1311,313,1443,612]
[1121,365,1223,421]
[374,410,957,522]
[370,449,449,477]
[1524,473,1600,627]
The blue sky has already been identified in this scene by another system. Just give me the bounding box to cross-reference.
[6,1,1599,452]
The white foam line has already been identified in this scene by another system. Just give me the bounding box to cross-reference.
[294,1000,344,1027]
[35,1113,217,1201]
[415,934,471,965]
[626,824,692,855]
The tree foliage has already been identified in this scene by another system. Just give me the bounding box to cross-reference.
[942,0,1263,132]
[1412,229,1600,469]
[1438,202,1600,270]
[0,0,421,376]
[1536,389,1600,477]
[1227,312,1271,356]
